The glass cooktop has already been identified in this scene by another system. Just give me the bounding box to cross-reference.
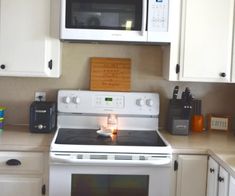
[55,129,166,147]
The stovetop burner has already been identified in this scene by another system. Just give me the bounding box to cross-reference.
[55,128,166,147]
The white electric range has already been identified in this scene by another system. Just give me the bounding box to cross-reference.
[49,90,172,196]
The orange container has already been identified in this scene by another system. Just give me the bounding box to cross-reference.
[192,115,204,132]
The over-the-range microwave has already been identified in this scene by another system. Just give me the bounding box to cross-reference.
[60,0,180,43]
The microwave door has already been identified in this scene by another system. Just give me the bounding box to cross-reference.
[60,0,148,42]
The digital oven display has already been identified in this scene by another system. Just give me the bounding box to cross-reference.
[105,97,113,102]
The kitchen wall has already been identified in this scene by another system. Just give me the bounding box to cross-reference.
[1,43,235,130]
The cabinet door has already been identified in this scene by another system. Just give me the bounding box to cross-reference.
[176,155,207,196]
[179,0,234,82]
[207,157,219,196]
[229,175,235,196]
[0,0,60,77]
[218,166,229,196]
[0,176,43,196]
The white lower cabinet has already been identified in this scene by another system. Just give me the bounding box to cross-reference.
[0,176,43,196]
[207,157,219,196]
[218,167,229,196]
[174,154,208,196]
[229,176,235,195]
[207,156,232,196]
[0,151,47,196]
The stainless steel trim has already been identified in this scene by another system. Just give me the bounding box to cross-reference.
[141,0,147,36]
[50,152,172,166]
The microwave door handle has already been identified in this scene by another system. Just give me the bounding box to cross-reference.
[141,0,147,36]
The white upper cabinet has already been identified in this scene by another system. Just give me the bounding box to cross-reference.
[179,0,234,82]
[0,0,61,77]
[163,0,234,83]
[231,27,235,82]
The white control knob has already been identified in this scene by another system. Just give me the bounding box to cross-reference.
[64,96,71,104]
[37,124,43,130]
[136,99,144,106]
[146,99,153,107]
[73,97,80,104]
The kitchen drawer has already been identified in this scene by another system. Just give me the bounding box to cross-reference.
[0,152,44,174]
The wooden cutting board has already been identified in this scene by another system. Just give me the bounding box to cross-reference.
[90,57,131,91]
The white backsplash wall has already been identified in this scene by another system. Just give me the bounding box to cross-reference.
[0,43,235,129]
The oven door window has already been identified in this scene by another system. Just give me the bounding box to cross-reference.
[66,0,143,31]
[71,174,149,196]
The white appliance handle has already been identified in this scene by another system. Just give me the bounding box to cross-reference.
[141,0,147,36]
[50,154,171,167]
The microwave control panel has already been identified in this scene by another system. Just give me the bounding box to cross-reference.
[148,0,169,32]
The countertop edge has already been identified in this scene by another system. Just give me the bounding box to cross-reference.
[1,126,235,178]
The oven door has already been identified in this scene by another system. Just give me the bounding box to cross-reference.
[60,0,147,42]
[49,153,172,196]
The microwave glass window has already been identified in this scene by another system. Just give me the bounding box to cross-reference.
[71,174,149,196]
[66,0,143,30]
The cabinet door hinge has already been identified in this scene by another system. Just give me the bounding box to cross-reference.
[42,184,46,195]
[176,64,180,74]
[48,59,53,70]
[174,160,178,171]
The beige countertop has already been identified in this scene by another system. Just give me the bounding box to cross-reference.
[0,125,54,152]
[1,126,235,177]
[160,130,235,154]
[161,130,235,177]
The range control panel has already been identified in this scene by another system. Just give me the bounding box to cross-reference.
[57,90,160,116]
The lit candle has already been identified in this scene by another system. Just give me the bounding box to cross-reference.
[107,114,118,134]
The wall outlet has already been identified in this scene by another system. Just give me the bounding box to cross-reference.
[35,92,46,101]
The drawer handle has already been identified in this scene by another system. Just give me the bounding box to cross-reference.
[0,64,6,69]
[6,159,22,166]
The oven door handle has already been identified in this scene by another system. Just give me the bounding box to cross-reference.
[50,154,171,166]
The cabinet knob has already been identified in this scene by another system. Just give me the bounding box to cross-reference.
[6,159,21,166]
[136,99,144,106]
[210,168,215,173]
[220,72,226,77]
[0,64,6,69]
[218,176,224,182]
